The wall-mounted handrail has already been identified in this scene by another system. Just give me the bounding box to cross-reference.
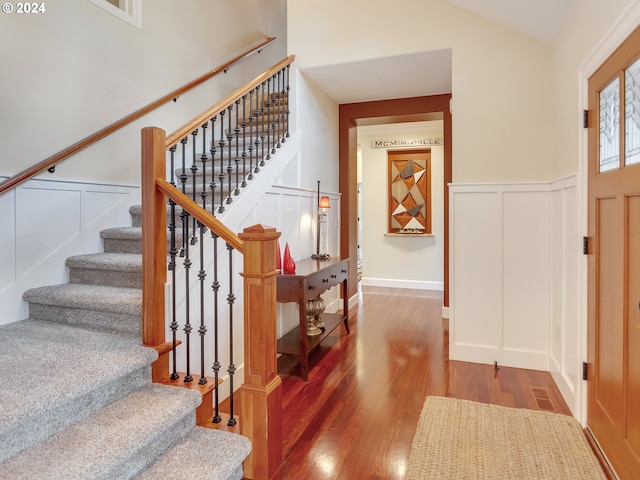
[0,36,277,196]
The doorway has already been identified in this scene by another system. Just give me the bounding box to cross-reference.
[338,95,452,306]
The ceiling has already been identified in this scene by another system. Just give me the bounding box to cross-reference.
[299,0,575,106]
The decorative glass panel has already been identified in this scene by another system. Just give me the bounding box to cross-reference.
[626,57,640,166]
[600,77,620,172]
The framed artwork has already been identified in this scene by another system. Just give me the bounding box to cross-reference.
[388,149,432,234]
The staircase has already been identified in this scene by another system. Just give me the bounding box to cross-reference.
[0,200,251,479]
[0,56,294,479]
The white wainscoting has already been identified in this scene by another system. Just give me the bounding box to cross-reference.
[0,178,140,325]
[449,179,579,373]
[549,175,580,415]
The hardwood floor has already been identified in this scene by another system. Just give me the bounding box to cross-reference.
[272,285,571,479]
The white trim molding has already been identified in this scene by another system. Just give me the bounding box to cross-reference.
[87,0,142,29]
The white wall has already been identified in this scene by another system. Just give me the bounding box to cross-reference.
[0,0,288,326]
[0,0,287,185]
[287,0,553,183]
[358,122,444,290]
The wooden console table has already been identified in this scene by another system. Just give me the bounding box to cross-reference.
[276,257,350,380]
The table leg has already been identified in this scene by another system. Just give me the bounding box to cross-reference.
[342,278,350,334]
[298,301,309,381]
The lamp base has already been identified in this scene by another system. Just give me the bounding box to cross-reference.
[311,253,330,260]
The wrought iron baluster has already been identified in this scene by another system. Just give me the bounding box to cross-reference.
[226,105,233,205]
[233,99,241,196]
[265,77,272,161]
[183,216,193,383]
[218,109,226,213]
[190,130,198,245]
[270,74,277,155]
[168,145,179,381]
[179,137,189,257]
[276,69,283,148]
[260,81,266,167]
[201,122,209,212]
[198,219,207,386]
[211,233,222,423]
[241,94,248,188]
[285,64,291,139]
[247,89,255,180]
[226,242,237,427]
[209,116,218,216]
[253,85,261,174]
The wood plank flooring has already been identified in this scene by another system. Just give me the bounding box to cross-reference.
[272,285,571,479]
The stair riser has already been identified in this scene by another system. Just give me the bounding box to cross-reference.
[70,269,141,289]
[0,365,151,464]
[28,304,141,337]
[104,237,143,255]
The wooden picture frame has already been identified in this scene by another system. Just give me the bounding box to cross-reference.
[388,149,432,234]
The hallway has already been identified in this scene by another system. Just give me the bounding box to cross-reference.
[274,285,570,479]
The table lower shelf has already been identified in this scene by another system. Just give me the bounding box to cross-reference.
[276,312,346,356]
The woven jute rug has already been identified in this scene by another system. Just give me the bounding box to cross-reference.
[406,396,606,479]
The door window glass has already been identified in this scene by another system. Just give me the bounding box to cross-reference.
[625,57,640,166]
[600,77,620,172]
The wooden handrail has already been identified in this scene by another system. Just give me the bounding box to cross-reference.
[0,36,277,196]
[165,55,295,148]
[155,178,244,253]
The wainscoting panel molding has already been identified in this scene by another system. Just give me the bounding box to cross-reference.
[0,179,140,326]
[449,181,569,372]
[549,175,580,414]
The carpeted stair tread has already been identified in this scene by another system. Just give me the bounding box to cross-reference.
[100,226,178,254]
[23,283,141,315]
[0,318,156,463]
[0,383,202,480]
[136,426,252,480]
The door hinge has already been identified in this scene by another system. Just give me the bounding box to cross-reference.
[583,236,589,255]
[583,109,589,128]
[583,361,588,381]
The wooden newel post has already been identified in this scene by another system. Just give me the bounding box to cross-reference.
[238,224,283,479]
[141,126,169,380]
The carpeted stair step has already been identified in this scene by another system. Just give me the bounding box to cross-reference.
[136,426,251,480]
[101,226,182,255]
[23,283,142,337]
[101,226,144,254]
[0,383,206,479]
[0,318,156,464]
[67,252,142,288]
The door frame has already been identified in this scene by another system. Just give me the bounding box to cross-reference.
[339,95,452,308]
[577,2,640,425]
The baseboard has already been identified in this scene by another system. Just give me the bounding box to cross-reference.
[361,277,444,291]
[449,343,550,371]
[325,294,359,314]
